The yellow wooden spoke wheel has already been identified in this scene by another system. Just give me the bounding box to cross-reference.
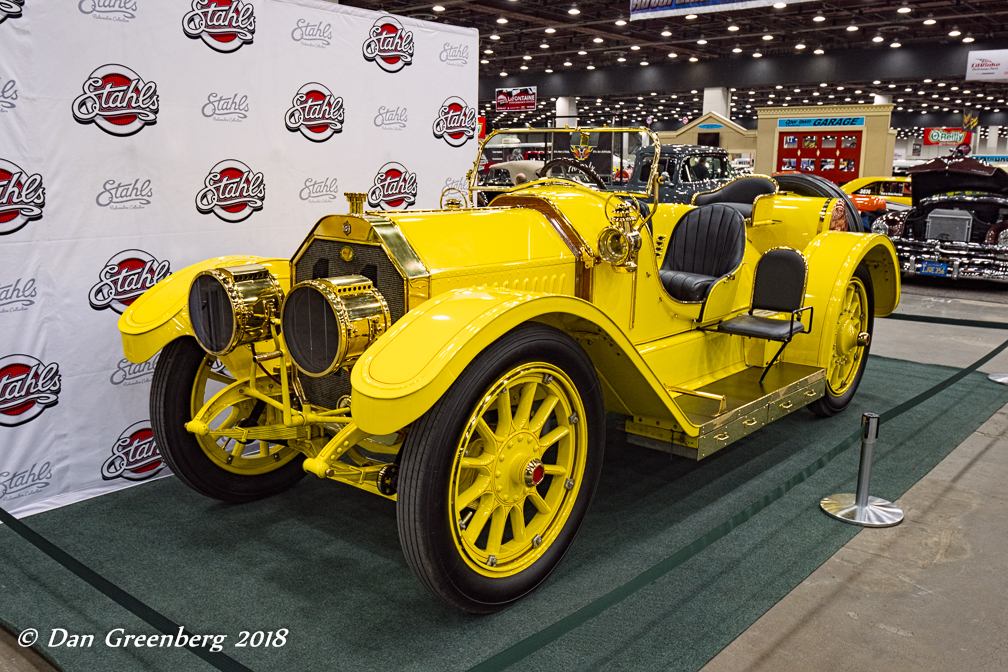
[449,363,588,577]
[397,324,604,613]
[809,265,875,418]
[150,338,306,502]
[190,353,300,476]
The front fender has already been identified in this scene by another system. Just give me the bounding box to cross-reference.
[118,255,290,363]
[350,289,696,437]
[784,232,900,369]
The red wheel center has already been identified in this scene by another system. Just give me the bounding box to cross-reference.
[524,459,545,487]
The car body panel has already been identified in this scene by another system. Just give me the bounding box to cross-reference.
[842,176,913,207]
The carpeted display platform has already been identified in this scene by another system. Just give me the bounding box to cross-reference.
[2,355,1008,672]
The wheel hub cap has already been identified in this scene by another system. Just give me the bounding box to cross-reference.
[524,459,545,487]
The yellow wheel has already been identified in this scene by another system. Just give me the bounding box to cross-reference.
[397,324,604,613]
[151,338,306,502]
[809,265,874,417]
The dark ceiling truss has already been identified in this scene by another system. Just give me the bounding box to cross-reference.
[344,0,1008,75]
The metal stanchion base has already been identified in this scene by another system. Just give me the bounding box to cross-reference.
[820,493,904,527]
[989,374,1008,386]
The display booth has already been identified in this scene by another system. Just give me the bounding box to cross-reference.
[656,112,757,160]
[754,105,896,183]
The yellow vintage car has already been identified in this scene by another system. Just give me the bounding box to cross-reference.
[118,127,900,613]
[842,175,913,208]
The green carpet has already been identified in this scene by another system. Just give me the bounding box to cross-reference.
[2,355,1007,672]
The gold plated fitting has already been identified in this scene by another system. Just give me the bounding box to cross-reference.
[598,201,642,273]
[280,275,391,377]
[345,192,366,215]
[188,263,284,356]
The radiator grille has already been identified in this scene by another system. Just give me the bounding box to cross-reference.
[925,208,973,243]
[293,240,406,409]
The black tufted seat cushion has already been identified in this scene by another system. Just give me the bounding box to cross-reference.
[692,176,776,220]
[659,204,746,303]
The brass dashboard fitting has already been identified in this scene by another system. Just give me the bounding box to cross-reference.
[188,263,284,356]
[345,192,366,215]
[597,200,642,273]
[280,275,391,377]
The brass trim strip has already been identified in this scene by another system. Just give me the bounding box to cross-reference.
[664,385,727,414]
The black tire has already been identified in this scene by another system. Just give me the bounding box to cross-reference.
[151,337,306,503]
[808,264,875,417]
[397,323,605,613]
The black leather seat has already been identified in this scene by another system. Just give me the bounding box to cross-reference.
[692,176,776,220]
[659,204,746,303]
[717,248,811,384]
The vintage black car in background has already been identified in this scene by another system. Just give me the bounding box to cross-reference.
[872,147,1008,281]
[626,144,734,204]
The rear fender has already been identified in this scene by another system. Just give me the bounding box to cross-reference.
[784,232,900,369]
[117,256,290,363]
[350,289,696,436]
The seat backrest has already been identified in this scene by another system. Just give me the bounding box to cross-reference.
[661,204,746,278]
[693,176,776,207]
[752,248,807,313]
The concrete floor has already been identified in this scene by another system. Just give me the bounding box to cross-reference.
[1,277,1006,672]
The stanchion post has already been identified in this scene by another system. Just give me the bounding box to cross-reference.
[820,412,904,528]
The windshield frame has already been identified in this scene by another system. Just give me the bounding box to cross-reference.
[468,126,662,204]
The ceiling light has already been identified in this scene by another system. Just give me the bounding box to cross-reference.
[617,57,626,62]
[847,23,858,31]
[795,43,806,49]
[820,82,828,87]
[776,85,784,89]
[753,52,762,58]
[814,48,824,54]
[773,1,787,7]
[484,49,493,54]
[872,35,883,42]
[587,65,595,70]
[480,59,489,64]
[813,14,825,22]
[661,29,672,37]
[432,5,445,12]
[685,14,697,19]
[732,46,742,53]
[963,35,974,43]
[640,61,649,66]
[949,27,961,36]
[923,15,936,25]
[520,65,528,70]
[545,68,553,73]
[938,82,945,86]
[888,83,896,88]
[615,19,627,26]
[696,38,707,45]
[540,43,548,49]
[668,52,678,58]
[500,71,507,76]
[490,34,500,40]
[873,80,881,84]
[578,50,587,55]
[728,25,739,31]
[890,41,901,48]
[897,4,911,13]
[496,17,507,24]
[593,37,604,43]
[568,7,580,15]
[631,45,641,50]
[689,56,698,62]
[763,34,773,40]
[522,55,531,60]
[545,28,556,34]
[563,61,572,66]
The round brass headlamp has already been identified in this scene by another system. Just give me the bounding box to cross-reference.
[280,275,391,377]
[188,264,284,356]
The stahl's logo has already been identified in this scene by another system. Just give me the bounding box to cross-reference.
[196,159,265,222]
[0,77,17,111]
[0,354,61,427]
[0,159,45,236]
[202,92,249,122]
[110,354,157,387]
[291,18,331,47]
[78,0,137,22]
[96,178,152,210]
[0,277,36,314]
[285,83,343,142]
[183,0,255,53]
[362,16,414,73]
[432,96,478,147]
[0,461,52,502]
[444,175,467,192]
[89,249,170,314]
[101,420,165,481]
[367,162,417,211]
[440,42,468,67]
[0,0,23,24]
[374,105,407,131]
[71,64,158,136]
[299,177,339,203]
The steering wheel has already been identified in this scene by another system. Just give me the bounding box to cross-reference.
[536,158,607,190]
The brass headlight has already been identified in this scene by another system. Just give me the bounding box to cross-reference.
[188,264,283,356]
[280,275,391,377]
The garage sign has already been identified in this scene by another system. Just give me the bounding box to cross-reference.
[777,117,864,128]
[495,87,536,112]
[923,128,972,146]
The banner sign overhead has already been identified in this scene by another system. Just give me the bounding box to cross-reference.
[0,0,476,518]
[965,50,1008,83]
[923,128,972,146]
[630,0,815,20]
[495,86,537,112]
[777,117,865,128]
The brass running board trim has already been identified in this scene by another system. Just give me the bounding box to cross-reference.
[627,363,826,460]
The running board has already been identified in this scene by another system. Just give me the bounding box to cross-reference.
[625,363,826,460]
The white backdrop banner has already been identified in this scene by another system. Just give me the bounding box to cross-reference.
[0,0,478,517]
